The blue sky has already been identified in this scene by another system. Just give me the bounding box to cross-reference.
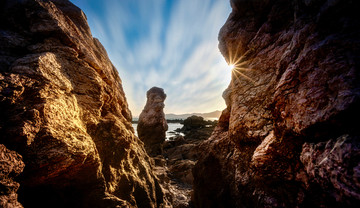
[70,0,232,116]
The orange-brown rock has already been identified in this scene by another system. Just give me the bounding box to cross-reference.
[193,0,360,207]
[0,144,25,207]
[137,87,168,156]
[0,0,167,207]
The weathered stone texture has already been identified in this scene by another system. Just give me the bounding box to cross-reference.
[193,0,360,207]
[0,144,25,208]
[0,0,167,207]
[137,87,168,156]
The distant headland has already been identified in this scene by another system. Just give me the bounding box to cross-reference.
[133,110,222,122]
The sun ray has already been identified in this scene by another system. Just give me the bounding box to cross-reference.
[236,67,256,72]
[232,68,256,84]
[227,64,235,70]
[224,40,257,85]
[234,58,252,67]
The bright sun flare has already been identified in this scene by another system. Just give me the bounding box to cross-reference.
[228,64,235,70]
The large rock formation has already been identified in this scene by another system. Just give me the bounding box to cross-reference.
[0,0,167,207]
[193,0,360,207]
[137,87,168,156]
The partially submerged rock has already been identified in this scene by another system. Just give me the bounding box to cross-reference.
[137,87,168,156]
[157,119,216,208]
[181,115,217,131]
[182,116,206,130]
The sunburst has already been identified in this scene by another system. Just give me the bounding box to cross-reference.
[227,64,235,71]
[225,42,256,84]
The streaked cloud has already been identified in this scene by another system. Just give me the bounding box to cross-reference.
[70,0,232,116]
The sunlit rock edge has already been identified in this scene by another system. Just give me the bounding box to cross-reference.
[193,0,360,207]
[0,0,169,207]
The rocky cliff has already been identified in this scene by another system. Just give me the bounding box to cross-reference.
[137,87,168,157]
[193,0,360,207]
[0,0,167,207]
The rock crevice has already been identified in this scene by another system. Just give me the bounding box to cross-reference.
[193,0,360,207]
[0,0,167,207]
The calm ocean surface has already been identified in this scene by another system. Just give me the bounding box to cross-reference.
[132,123,184,140]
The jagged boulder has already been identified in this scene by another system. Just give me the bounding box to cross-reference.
[300,134,360,206]
[0,0,167,207]
[137,87,168,156]
[193,0,360,207]
[182,116,206,131]
[0,144,25,207]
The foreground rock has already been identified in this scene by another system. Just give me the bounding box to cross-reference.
[138,87,168,156]
[0,0,167,207]
[153,117,216,208]
[165,116,217,187]
[0,144,25,207]
[193,0,360,207]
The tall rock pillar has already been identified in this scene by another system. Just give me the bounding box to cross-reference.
[137,87,168,156]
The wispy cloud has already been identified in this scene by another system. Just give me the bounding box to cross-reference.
[71,0,232,116]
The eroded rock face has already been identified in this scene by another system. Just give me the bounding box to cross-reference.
[300,134,360,206]
[0,0,167,207]
[0,144,25,208]
[193,0,360,207]
[137,87,168,156]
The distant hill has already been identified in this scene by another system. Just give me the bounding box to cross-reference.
[165,110,222,120]
[132,110,222,121]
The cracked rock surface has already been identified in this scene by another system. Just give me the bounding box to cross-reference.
[0,144,25,208]
[193,0,360,207]
[0,0,168,207]
[137,87,168,157]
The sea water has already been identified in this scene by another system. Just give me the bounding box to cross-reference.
[131,123,185,140]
